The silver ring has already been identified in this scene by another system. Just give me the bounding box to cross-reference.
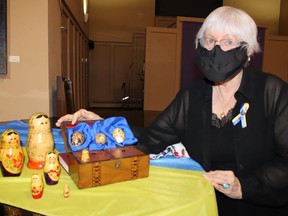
[222,183,230,189]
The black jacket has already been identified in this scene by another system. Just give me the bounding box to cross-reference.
[132,68,288,216]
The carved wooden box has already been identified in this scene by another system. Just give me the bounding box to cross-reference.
[61,121,149,189]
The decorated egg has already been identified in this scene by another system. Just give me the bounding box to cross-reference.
[81,148,90,162]
[71,132,85,146]
[95,133,106,144]
[112,128,125,143]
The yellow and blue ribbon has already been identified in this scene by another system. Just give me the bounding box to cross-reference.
[232,103,249,128]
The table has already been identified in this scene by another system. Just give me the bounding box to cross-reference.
[0,148,218,216]
[0,120,218,215]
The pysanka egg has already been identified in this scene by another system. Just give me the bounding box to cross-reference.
[71,132,85,146]
[95,133,106,144]
[112,128,125,143]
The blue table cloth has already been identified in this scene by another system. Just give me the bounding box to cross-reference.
[0,120,204,171]
[0,120,66,153]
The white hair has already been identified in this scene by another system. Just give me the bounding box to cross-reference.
[195,6,261,55]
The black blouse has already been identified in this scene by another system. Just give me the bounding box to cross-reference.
[131,67,288,216]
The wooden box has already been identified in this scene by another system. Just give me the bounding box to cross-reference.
[61,122,149,189]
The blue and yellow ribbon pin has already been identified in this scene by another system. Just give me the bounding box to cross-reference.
[232,103,250,128]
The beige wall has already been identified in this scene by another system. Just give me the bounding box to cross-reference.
[89,0,155,42]
[0,0,55,121]
[224,0,281,35]
[0,0,285,121]
[0,0,86,122]
[49,0,62,116]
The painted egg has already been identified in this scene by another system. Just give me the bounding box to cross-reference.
[71,132,85,146]
[95,133,106,144]
[112,128,125,143]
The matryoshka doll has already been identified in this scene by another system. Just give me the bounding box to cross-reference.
[26,112,54,169]
[0,129,24,177]
[43,151,61,185]
[31,172,44,199]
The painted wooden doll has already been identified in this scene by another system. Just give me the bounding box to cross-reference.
[63,183,70,198]
[81,148,90,162]
[0,129,24,176]
[26,112,54,169]
[43,151,61,185]
[31,172,44,199]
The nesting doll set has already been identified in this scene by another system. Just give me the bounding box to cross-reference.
[0,129,24,177]
[26,112,54,170]
[61,116,149,189]
[0,112,63,199]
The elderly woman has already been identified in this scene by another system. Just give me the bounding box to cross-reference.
[56,6,288,216]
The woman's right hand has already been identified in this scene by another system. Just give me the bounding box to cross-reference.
[55,109,103,127]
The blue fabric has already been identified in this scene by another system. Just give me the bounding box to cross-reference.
[0,120,66,153]
[0,120,203,171]
[65,117,138,151]
[150,155,204,171]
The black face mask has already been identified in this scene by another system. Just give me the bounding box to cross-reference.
[196,43,248,82]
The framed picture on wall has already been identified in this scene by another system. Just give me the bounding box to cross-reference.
[0,0,7,75]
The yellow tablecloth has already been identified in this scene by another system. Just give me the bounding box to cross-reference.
[0,148,218,216]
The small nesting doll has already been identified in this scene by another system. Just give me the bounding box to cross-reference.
[31,172,44,199]
[63,183,70,198]
[0,129,24,177]
[112,128,125,143]
[81,148,90,162]
[26,112,54,169]
[43,151,61,185]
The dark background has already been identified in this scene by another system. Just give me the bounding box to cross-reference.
[155,0,223,18]
[0,0,7,75]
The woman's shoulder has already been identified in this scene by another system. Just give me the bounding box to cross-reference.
[246,68,287,88]
[248,70,288,100]
[259,71,288,92]
[253,70,287,85]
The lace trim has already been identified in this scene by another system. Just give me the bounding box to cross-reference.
[212,109,233,128]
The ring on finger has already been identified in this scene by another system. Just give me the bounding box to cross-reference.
[222,183,231,189]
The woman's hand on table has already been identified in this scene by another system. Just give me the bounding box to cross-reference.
[55,109,103,127]
[203,170,242,199]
